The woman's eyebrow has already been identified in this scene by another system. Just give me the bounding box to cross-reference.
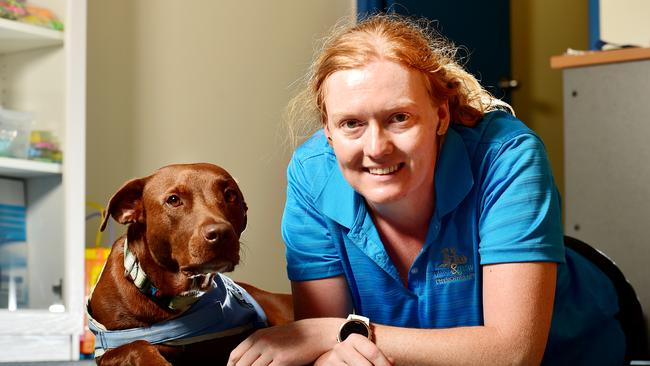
[328,112,359,122]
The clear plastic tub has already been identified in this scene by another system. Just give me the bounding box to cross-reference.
[0,108,33,159]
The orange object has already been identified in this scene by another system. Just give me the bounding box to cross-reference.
[85,247,110,293]
[81,246,111,356]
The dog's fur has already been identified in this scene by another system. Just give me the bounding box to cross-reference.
[88,163,293,365]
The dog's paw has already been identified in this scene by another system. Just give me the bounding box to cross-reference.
[98,340,172,366]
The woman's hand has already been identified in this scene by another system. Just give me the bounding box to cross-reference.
[227,318,340,366]
[315,334,394,366]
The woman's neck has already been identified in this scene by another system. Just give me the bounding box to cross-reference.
[367,190,435,286]
[366,189,435,241]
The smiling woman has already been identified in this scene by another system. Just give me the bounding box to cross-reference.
[227,13,627,366]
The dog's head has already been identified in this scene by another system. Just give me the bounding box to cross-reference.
[100,163,248,276]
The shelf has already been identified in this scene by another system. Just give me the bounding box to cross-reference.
[0,17,63,54]
[0,156,61,178]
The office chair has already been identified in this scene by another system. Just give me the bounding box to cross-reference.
[564,235,649,362]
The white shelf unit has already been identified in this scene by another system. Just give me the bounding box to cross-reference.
[0,0,86,362]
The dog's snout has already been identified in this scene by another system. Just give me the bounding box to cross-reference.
[202,223,229,243]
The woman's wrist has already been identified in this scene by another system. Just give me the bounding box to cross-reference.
[293,317,345,360]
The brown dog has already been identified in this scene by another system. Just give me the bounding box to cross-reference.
[87,163,292,365]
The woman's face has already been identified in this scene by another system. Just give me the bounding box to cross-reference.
[323,60,449,207]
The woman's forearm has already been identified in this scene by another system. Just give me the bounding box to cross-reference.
[374,323,543,366]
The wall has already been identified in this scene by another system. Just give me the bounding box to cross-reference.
[87,1,354,293]
[510,0,589,200]
[600,0,650,47]
[86,0,134,245]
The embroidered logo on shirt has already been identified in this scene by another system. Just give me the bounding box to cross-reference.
[433,247,474,284]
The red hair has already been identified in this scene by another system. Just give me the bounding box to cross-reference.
[286,14,511,145]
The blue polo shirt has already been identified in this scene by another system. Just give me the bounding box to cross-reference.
[282,111,625,364]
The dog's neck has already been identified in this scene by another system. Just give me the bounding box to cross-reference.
[123,237,213,312]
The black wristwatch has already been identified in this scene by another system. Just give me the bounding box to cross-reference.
[337,314,372,342]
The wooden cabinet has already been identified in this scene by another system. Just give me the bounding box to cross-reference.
[0,0,86,361]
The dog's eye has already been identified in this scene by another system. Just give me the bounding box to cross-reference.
[166,194,182,207]
[224,188,238,203]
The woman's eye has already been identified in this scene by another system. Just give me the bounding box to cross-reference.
[341,120,362,130]
[166,195,182,207]
[224,188,238,203]
[391,113,410,123]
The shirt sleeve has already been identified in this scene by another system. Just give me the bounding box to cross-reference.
[282,154,344,281]
[477,133,565,265]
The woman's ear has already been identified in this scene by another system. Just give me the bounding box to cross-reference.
[324,124,333,144]
[436,100,450,136]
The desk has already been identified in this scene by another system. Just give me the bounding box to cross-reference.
[552,48,650,352]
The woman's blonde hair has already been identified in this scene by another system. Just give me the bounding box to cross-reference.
[286,13,511,146]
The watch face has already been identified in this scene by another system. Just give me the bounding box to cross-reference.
[339,319,370,341]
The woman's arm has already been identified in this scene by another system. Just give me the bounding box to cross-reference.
[229,263,555,366]
[315,262,556,366]
[227,276,353,366]
[367,262,556,366]
[291,276,352,319]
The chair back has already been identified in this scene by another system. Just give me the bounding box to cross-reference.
[564,235,648,362]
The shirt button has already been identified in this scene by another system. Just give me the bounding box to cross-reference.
[411,267,419,274]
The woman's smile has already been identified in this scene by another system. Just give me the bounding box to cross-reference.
[365,163,404,176]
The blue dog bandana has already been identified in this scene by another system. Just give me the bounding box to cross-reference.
[88,273,268,357]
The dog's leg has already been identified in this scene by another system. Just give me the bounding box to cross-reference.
[96,340,172,366]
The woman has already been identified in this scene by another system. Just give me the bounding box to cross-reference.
[228,14,625,365]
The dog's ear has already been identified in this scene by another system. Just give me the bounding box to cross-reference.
[100,177,148,232]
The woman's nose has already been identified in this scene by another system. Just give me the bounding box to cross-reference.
[364,124,393,158]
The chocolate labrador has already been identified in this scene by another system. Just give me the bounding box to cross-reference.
[87,163,292,365]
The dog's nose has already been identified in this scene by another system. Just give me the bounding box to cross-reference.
[202,223,228,242]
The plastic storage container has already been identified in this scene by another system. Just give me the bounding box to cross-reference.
[0,108,33,159]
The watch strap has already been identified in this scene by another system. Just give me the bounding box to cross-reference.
[347,314,370,324]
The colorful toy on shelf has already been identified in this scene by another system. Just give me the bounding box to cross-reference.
[0,0,63,31]
[20,5,63,31]
[0,0,27,21]
[28,130,62,163]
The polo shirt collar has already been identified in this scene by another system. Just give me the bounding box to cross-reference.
[315,159,361,228]
[435,127,474,217]
[315,127,474,227]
